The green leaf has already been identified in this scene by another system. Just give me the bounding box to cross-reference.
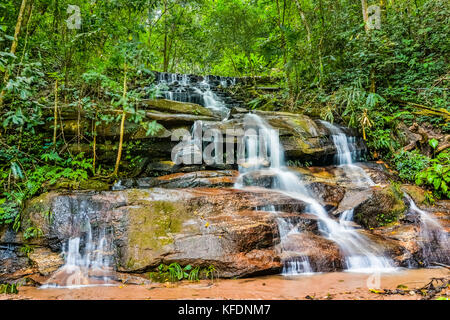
[433,178,441,190]
[429,139,439,150]
[441,181,448,193]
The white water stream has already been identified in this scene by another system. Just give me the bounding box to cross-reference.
[405,194,449,266]
[41,214,114,289]
[236,115,395,274]
[319,120,375,187]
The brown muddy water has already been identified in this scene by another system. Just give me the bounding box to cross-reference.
[1,268,448,300]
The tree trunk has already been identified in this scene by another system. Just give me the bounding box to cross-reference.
[0,0,28,108]
[92,109,97,174]
[361,0,369,31]
[53,80,58,148]
[113,62,127,177]
[293,0,311,45]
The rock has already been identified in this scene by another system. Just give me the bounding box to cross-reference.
[279,232,343,272]
[143,161,207,176]
[28,247,64,276]
[336,189,373,215]
[358,162,400,185]
[372,224,421,267]
[307,182,345,208]
[0,244,31,281]
[115,170,238,190]
[402,184,427,205]
[142,99,217,118]
[353,186,406,228]
[237,169,345,208]
[11,188,316,278]
[115,273,151,285]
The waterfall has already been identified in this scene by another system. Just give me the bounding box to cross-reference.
[319,120,375,187]
[235,114,395,274]
[155,72,231,120]
[405,195,449,266]
[316,120,394,272]
[41,213,114,289]
[155,72,396,275]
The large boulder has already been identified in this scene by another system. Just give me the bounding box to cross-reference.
[353,186,407,228]
[13,188,318,278]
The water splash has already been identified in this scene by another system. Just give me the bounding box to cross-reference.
[405,194,449,266]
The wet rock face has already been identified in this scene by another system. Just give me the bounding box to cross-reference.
[1,166,448,280]
[0,244,31,281]
[48,103,365,173]
[10,188,311,278]
[279,232,343,272]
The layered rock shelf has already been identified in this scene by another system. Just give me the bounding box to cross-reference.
[1,165,448,281]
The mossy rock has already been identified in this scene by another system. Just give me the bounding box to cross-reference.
[142,99,214,117]
[401,184,426,205]
[118,192,198,271]
[353,186,407,228]
[79,179,110,191]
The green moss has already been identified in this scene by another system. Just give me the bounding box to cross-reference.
[401,185,426,205]
[354,186,407,228]
[375,187,406,227]
[144,99,214,117]
[79,179,110,191]
[124,195,197,270]
[289,117,317,136]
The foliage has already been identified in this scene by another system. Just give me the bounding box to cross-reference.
[147,263,217,283]
[0,283,18,294]
[23,226,43,240]
[415,151,450,199]
[392,150,430,181]
[19,244,34,257]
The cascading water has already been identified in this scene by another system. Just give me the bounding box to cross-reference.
[155,72,395,274]
[41,213,114,289]
[193,77,230,120]
[235,114,395,274]
[405,194,449,266]
[319,120,375,187]
[155,72,233,120]
[317,120,394,272]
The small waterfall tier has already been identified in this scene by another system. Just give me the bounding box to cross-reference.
[41,212,115,289]
[405,194,449,266]
[153,72,242,120]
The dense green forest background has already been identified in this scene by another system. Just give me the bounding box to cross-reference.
[0,0,448,230]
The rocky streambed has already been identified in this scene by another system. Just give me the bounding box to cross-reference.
[1,268,448,300]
